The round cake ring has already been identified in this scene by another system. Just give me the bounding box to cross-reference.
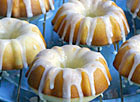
[52,0,129,46]
[114,34,140,85]
[26,45,112,102]
[0,17,46,70]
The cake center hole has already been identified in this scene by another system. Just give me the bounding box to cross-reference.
[0,22,23,39]
[86,9,105,17]
[61,59,85,69]
[0,30,21,39]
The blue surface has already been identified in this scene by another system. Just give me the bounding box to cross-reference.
[0,0,140,102]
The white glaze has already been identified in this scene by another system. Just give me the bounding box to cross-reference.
[49,0,55,10]
[102,16,113,44]
[38,0,46,14]
[27,45,110,101]
[48,68,61,89]
[118,49,134,72]
[54,0,129,45]
[117,11,130,41]
[118,35,140,82]
[0,40,10,71]
[18,39,28,68]
[0,18,46,70]
[108,12,126,42]
[61,14,76,41]
[33,45,37,50]
[86,18,97,46]
[7,0,13,17]
[128,54,140,81]
[6,0,54,17]
[23,0,33,17]
[38,66,50,100]
[69,14,84,45]
[76,18,85,45]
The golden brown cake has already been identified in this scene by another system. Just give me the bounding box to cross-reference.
[52,0,130,46]
[0,17,46,71]
[0,0,54,18]
[114,34,140,84]
[26,45,112,102]
[127,0,140,18]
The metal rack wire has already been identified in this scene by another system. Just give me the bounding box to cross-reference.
[98,47,103,102]
[114,0,124,102]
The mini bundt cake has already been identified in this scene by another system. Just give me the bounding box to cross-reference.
[26,45,112,102]
[0,0,54,18]
[52,0,130,46]
[114,34,140,84]
[0,18,46,71]
[127,0,140,18]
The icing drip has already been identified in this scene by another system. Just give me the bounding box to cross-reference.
[17,39,28,68]
[28,60,52,100]
[69,15,84,45]
[38,67,50,100]
[23,0,33,17]
[57,12,84,44]
[63,69,83,99]
[27,45,110,100]
[38,0,46,14]
[0,40,10,71]
[60,14,76,40]
[54,2,85,26]
[83,65,96,96]
[128,54,140,81]
[118,49,133,72]
[48,68,61,89]
[7,0,13,17]
[76,18,85,45]
[54,0,129,45]
[33,45,37,50]
[108,12,126,42]
[86,18,97,46]
[119,49,140,82]
[102,16,113,44]
[117,12,130,38]
[62,69,74,98]
[49,0,55,10]
[84,61,110,86]
[6,0,54,17]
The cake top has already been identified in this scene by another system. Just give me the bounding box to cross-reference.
[53,0,129,46]
[27,45,111,101]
